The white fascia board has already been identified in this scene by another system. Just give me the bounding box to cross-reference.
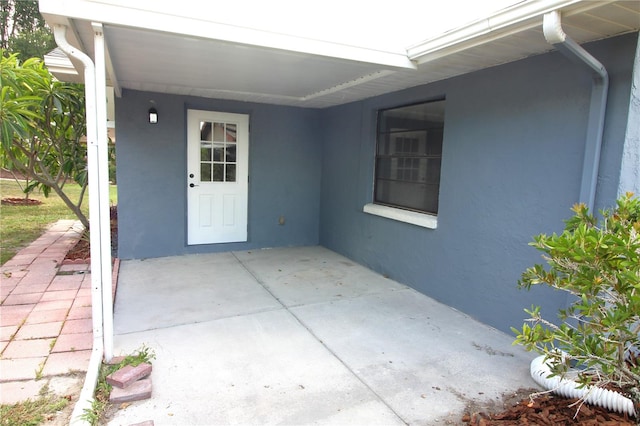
[39,0,416,70]
[407,0,615,64]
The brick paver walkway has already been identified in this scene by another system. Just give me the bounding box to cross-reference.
[0,220,93,405]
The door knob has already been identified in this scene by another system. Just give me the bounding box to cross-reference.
[189,183,195,188]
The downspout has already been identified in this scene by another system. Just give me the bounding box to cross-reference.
[543,10,609,212]
[533,13,630,415]
[53,24,105,426]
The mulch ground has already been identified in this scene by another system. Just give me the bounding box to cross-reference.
[65,237,91,260]
[1,197,43,206]
[464,393,637,425]
[64,205,118,261]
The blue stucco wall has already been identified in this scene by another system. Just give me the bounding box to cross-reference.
[115,33,636,333]
[115,92,322,258]
[319,33,638,333]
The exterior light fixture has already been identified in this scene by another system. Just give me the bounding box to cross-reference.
[148,107,158,124]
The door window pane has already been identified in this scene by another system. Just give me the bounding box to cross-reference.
[226,146,236,162]
[226,123,237,142]
[198,120,240,183]
[212,164,224,182]
[213,122,225,141]
[200,143,212,161]
[200,121,212,141]
[226,164,236,182]
[200,163,211,181]
[213,143,224,162]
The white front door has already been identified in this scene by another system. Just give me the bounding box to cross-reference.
[187,110,249,245]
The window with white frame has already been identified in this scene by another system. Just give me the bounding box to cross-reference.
[374,99,444,215]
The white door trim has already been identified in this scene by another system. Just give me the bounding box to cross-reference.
[187,109,249,245]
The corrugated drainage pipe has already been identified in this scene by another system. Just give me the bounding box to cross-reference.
[530,355,637,417]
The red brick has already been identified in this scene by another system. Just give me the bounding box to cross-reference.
[32,299,73,313]
[2,292,43,305]
[109,378,152,403]
[2,338,54,358]
[0,357,46,381]
[0,284,17,300]
[58,264,89,273]
[0,325,18,341]
[17,271,56,287]
[39,289,78,302]
[105,355,127,365]
[0,380,43,405]
[14,322,63,340]
[61,318,92,334]
[25,308,68,324]
[106,363,152,388]
[71,296,92,309]
[66,306,92,320]
[47,276,82,291]
[3,255,34,267]
[1,269,28,279]
[0,304,35,326]
[51,332,93,353]
[41,350,91,376]
[9,284,48,295]
[76,288,91,298]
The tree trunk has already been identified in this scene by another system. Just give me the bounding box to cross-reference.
[50,183,90,229]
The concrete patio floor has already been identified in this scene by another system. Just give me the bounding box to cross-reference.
[110,246,539,425]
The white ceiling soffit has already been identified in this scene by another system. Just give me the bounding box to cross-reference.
[40,0,640,108]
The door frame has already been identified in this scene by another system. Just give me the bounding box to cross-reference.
[186,109,250,245]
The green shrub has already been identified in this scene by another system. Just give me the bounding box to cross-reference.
[513,193,640,406]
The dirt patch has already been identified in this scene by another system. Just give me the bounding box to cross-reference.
[463,389,637,425]
[1,197,43,206]
[41,375,85,426]
[64,205,118,261]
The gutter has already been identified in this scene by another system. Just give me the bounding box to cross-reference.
[53,24,112,425]
[543,10,609,212]
[407,0,613,64]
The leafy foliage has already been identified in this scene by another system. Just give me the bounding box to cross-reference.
[513,193,640,406]
[0,51,89,228]
[1,0,56,60]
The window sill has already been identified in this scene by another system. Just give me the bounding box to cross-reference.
[363,203,438,229]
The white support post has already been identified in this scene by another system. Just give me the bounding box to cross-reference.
[92,22,114,362]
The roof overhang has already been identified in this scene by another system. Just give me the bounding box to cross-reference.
[41,0,640,108]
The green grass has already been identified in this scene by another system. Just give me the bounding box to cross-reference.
[0,178,117,265]
[82,345,155,426]
[0,384,70,426]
